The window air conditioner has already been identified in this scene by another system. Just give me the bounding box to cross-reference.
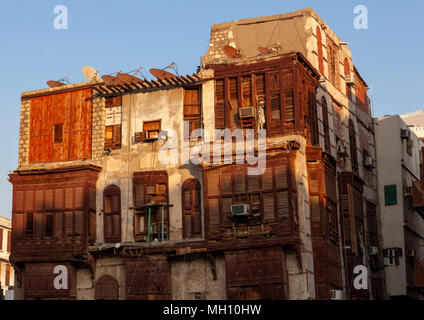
[230,204,251,217]
[239,107,256,119]
[369,246,379,256]
[345,74,356,86]
[401,129,410,140]
[364,156,375,169]
[384,257,396,266]
[330,290,343,300]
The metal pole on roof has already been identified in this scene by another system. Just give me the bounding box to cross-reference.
[147,206,151,244]
[161,205,165,243]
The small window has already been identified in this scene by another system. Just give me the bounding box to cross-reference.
[406,139,413,156]
[45,214,54,237]
[54,123,63,143]
[384,185,397,206]
[105,96,122,150]
[143,120,161,141]
[184,88,202,140]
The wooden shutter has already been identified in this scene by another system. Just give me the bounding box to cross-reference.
[25,190,33,211]
[95,275,119,300]
[215,79,225,129]
[75,211,84,235]
[14,191,24,211]
[25,212,33,235]
[241,76,252,107]
[263,193,275,221]
[0,229,2,250]
[75,187,83,208]
[55,188,64,209]
[182,179,201,239]
[14,213,24,236]
[255,74,265,97]
[35,213,43,237]
[45,214,53,237]
[65,188,73,209]
[64,212,73,235]
[275,165,288,189]
[103,185,121,243]
[135,185,145,208]
[45,190,53,209]
[284,91,294,124]
[207,172,220,196]
[347,184,358,255]
[208,198,220,227]
[55,212,63,237]
[322,97,330,152]
[262,168,274,191]
[276,191,289,219]
[35,190,44,210]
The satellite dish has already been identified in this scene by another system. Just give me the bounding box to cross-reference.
[101,75,124,86]
[149,68,178,81]
[116,72,144,86]
[223,45,242,59]
[47,80,66,88]
[82,66,100,81]
[258,47,273,55]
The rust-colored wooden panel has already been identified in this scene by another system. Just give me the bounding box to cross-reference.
[225,247,286,300]
[35,190,44,211]
[208,198,220,227]
[45,189,53,209]
[24,190,34,211]
[25,263,75,299]
[95,275,119,300]
[263,193,275,221]
[206,172,220,196]
[29,88,92,163]
[14,190,24,211]
[54,212,63,237]
[125,257,171,300]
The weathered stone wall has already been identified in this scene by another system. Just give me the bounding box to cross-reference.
[18,98,30,168]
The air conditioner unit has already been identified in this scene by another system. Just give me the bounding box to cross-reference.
[337,143,348,158]
[239,107,256,119]
[158,130,168,141]
[330,290,343,300]
[407,248,416,258]
[230,204,251,217]
[364,156,375,169]
[369,246,379,256]
[384,257,396,266]
[401,129,411,140]
[345,74,356,86]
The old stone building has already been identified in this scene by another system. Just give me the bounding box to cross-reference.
[10,8,385,300]
[0,216,13,299]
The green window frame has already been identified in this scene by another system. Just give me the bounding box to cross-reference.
[384,185,397,206]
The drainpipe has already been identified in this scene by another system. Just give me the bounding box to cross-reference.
[161,205,165,242]
[147,206,151,244]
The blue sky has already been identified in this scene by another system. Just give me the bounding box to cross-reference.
[0,0,422,218]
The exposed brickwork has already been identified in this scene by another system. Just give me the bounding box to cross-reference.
[18,98,31,168]
[91,96,106,161]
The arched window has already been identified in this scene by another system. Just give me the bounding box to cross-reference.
[322,97,330,153]
[103,185,121,243]
[95,275,119,300]
[349,120,358,171]
[182,179,201,239]
[316,26,324,75]
[344,58,351,99]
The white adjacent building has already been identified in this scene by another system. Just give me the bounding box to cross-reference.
[375,115,424,299]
